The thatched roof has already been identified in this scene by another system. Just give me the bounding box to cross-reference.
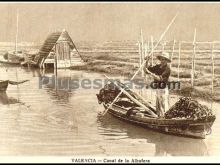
[34,30,77,65]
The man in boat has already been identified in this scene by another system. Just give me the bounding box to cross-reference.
[143,52,171,118]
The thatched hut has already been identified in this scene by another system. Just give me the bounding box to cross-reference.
[33,29,84,69]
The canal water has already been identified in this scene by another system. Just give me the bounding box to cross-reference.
[0,65,219,156]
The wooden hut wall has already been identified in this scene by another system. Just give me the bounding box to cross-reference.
[56,42,71,61]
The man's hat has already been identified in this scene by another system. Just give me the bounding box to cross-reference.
[157,52,171,63]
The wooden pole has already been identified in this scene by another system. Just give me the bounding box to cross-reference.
[191,28,197,87]
[170,39,176,68]
[144,42,148,64]
[54,44,58,91]
[143,42,148,98]
[151,36,154,65]
[138,41,142,95]
[193,29,197,76]
[140,28,144,77]
[141,29,145,96]
[16,68,19,102]
[147,40,150,55]
[150,36,154,102]
[162,42,166,52]
[64,42,66,69]
[211,42,215,110]
[138,41,141,74]
[15,10,19,55]
[144,42,148,58]
[178,42,181,82]
[144,41,148,81]
[69,43,71,66]
[211,43,215,95]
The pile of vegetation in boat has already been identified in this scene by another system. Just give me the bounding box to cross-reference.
[165,97,214,121]
[96,81,157,117]
[97,82,128,104]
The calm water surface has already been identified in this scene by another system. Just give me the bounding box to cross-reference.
[0,65,219,156]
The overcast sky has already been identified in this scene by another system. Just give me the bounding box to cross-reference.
[0,2,220,43]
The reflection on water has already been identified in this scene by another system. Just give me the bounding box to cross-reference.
[44,82,73,104]
[38,68,84,104]
[97,113,208,156]
[0,92,19,105]
[0,65,219,156]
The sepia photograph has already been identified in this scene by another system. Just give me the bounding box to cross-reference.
[0,1,219,163]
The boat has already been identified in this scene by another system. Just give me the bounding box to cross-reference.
[96,80,216,139]
[0,80,9,92]
[98,113,209,156]
[0,55,21,65]
[7,50,24,62]
[3,10,25,65]
[0,80,29,92]
[2,50,24,64]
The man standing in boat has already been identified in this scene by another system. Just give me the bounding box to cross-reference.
[143,52,171,118]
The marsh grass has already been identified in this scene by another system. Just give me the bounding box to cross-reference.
[71,47,220,101]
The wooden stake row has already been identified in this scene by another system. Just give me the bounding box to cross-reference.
[138,27,216,95]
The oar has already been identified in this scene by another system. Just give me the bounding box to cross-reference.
[101,13,178,116]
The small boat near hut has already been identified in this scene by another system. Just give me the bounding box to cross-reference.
[0,56,21,65]
[2,50,25,64]
[2,10,25,65]
[96,80,216,139]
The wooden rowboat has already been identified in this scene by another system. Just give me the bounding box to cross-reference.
[102,102,215,139]
[96,81,216,139]
[0,80,9,92]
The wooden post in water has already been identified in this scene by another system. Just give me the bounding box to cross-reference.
[15,10,19,56]
[138,40,142,96]
[210,42,215,110]
[211,43,215,95]
[54,43,58,91]
[191,28,197,87]
[140,28,144,78]
[15,68,19,102]
[178,42,181,82]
